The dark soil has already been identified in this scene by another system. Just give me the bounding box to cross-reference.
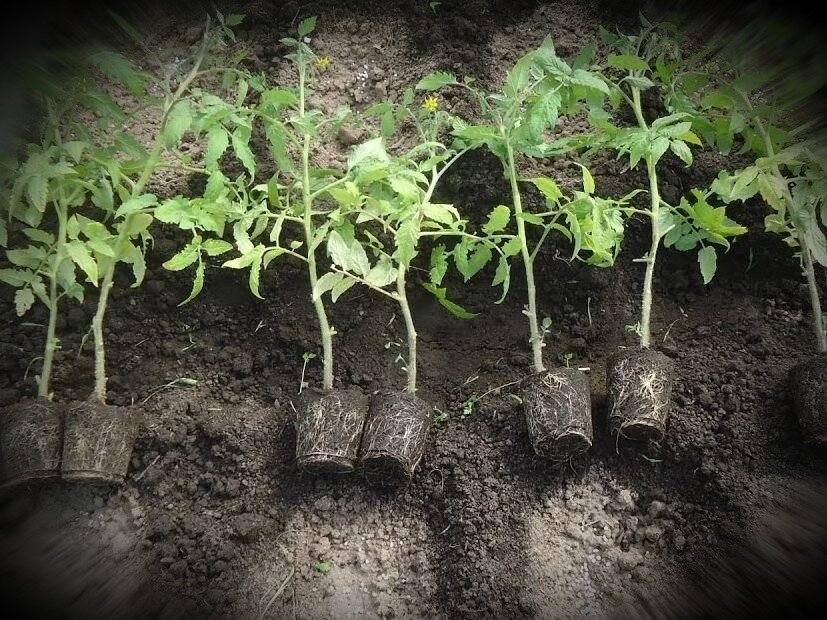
[789,352,827,444]
[607,348,675,443]
[62,401,140,483]
[523,367,592,461]
[295,387,368,473]
[1,1,826,618]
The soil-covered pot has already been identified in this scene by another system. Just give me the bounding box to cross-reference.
[360,391,431,486]
[0,399,63,488]
[295,387,369,474]
[61,401,140,484]
[607,347,675,442]
[789,352,827,444]
[523,367,592,461]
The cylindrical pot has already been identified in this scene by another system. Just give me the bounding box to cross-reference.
[523,367,592,461]
[62,401,139,484]
[295,387,369,474]
[360,391,431,486]
[0,399,63,488]
[790,352,827,444]
[607,347,675,442]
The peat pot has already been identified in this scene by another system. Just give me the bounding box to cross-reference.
[62,401,139,484]
[295,388,368,474]
[789,352,827,444]
[360,391,431,486]
[523,367,592,461]
[607,347,675,443]
[0,399,63,488]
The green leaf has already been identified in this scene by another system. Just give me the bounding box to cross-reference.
[63,140,87,163]
[27,175,48,212]
[670,140,693,166]
[516,211,544,225]
[14,288,35,316]
[313,272,341,301]
[248,248,264,299]
[115,193,157,217]
[698,245,717,284]
[163,100,193,149]
[122,213,153,236]
[23,228,54,244]
[88,50,146,97]
[394,220,419,267]
[0,268,29,287]
[528,178,562,203]
[430,244,448,286]
[501,237,523,257]
[608,54,649,71]
[231,126,256,177]
[297,16,317,37]
[422,282,477,319]
[331,276,356,302]
[205,125,229,168]
[569,69,610,95]
[66,240,99,284]
[179,259,205,305]
[415,72,458,91]
[201,239,233,256]
[348,137,389,170]
[492,255,510,303]
[0,220,6,247]
[483,205,510,234]
[578,164,595,194]
[624,76,655,91]
[364,259,397,287]
[422,203,457,224]
[163,240,201,271]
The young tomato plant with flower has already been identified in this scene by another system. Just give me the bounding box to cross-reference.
[586,19,747,441]
[415,37,625,461]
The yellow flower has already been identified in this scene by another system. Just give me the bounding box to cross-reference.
[423,95,439,113]
[316,56,330,71]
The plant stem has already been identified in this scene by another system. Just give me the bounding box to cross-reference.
[39,203,68,400]
[298,62,334,391]
[639,156,661,349]
[505,140,544,372]
[801,236,827,353]
[90,29,211,404]
[396,266,417,393]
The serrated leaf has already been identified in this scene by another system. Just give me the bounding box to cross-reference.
[608,54,649,71]
[492,255,510,303]
[422,203,457,224]
[528,178,562,203]
[201,239,233,256]
[163,100,192,149]
[422,282,477,319]
[66,240,98,284]
[415,71,458,91]
[483,205,510,234]
[624,76,655,91]
[501,237,523,257]
[430,244,448,286]
[163,240,201,271]
[297,16,317,37]
[205,125,229,168]
[231,126,256,177]
[364,259,397,287]
[698,245,717,284]
[516,211,544,225]
[670,140,693,166]
[179,259,205,305]
[63,140,86,162]
[348,137,389,170]
[91,178,114,212]
[578,164,595,194]
[331,276,356,302]
[115,193,157,217]
[313,272,342,301]
[23,228,54,244]
[14,288,35,316]
[27,175,48,212]
[0,268,29,287]
[394,220,419,267]
[569,69,610,95]
[249,248,264,299]
[88,50,146,97]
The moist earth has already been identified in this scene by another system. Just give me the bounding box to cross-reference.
[1,0,826,618]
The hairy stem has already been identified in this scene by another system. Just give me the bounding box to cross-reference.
[505,141,544,372]
[801,237,827,352]
[396,266,417,393]
[299,61,334,391]
[39,203,68,400]
[640,156,661,349]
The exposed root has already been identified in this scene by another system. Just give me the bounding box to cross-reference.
[608,349,674,442]
[360,392,430,486]
[295,388,368,473]
[0,400,63,486]
[523,368,592,462]
[62,402,139,483]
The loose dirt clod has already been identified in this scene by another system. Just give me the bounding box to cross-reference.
[61,401,139,484]
[0,399,63,488]
[789,352,827,444]
[360,391,431,486]
[607,348,674,442]
[523,367,592,461]
[295,388,368,473]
